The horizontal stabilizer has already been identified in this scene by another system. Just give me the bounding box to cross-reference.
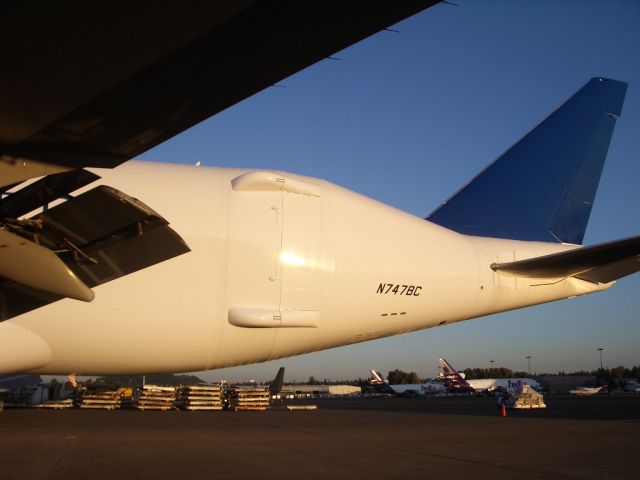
[428,78,627,244]
[491,235,640,284]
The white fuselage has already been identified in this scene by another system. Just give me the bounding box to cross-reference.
[386,382,446,396]
[467,378,541,392]
[569,386,604,396]
[0,161,612,375]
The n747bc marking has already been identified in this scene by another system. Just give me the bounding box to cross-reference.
[376,283,422,296]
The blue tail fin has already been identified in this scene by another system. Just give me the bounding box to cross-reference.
[428,78,627,244]
[269,367,285,395]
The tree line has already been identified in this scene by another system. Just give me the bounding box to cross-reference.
[374,365,640,384]
[83,365,640,389]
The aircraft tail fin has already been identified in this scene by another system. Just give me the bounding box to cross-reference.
[492,234,640,284]
[369,369,386,384]
[269,367,285,395]
[428,78,627,245]
[369,369,397,395]
[438,358,474,391]
[438,358,464,381]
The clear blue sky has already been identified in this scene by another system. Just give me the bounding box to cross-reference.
[140,0,640,382]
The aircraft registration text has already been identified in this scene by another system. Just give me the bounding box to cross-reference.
[376,283,422,296]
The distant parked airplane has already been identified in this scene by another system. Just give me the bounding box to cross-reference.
[438,358,540,393]
[369,370,446,396]
[569,386,607,396]
[269,367,286,397]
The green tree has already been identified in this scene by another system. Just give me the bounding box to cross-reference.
[388,369,409,384]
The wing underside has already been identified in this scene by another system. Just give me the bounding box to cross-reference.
[1,1,438,188]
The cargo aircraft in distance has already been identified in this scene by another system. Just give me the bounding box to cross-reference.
[1,3,639,377]
[369,370,446,396]
[437,359,540,393]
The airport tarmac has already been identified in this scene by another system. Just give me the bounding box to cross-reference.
[1,395,638,480]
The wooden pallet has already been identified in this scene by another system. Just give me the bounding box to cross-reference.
[142,385,176,392]
[80,404,118,410]
[35,400,75,410]
[184,406,224,411]
[230,386,270,411]
[177,384,224,410]
[78,388,121,409]
[134,405,174,411]
[136,398,175,404]
[135,385,176,410]
[286,405,318,411]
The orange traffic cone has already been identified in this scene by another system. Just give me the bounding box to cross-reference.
[501,403,507,417]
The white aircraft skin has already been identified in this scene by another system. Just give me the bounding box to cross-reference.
[0,161,612,375]
[466,378,540,392]
[380,383,446,396]
[438,358,539,392]
[369,370,446,396]
[569,386,605,396]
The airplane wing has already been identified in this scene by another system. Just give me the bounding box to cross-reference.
[1,0,438,188]
[0,1,438,320]
[491,235,640,284]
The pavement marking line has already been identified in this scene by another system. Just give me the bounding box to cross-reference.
[45,435,75,480]
[45,423,84,480]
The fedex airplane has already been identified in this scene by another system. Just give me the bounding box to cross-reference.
[0,76,637,376]
[369,370,446,396]
[438,358,540,393]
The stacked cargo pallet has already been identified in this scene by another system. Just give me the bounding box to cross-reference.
[36,399,75,409]
[78,386,121,410]
[178,384,224,411]
[286,405,318,411]
[135,385,176,411]
[511,385,547,409]
[230,386,270,411]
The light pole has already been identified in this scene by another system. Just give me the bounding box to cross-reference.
[490,360,494,371]
[597,348,604,370]
[526,355,532,374]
